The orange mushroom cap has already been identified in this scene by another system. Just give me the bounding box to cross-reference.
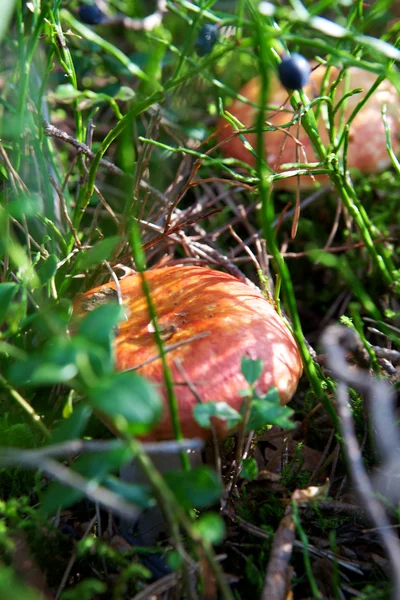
[74,266,302,440]
[217,65,399,190]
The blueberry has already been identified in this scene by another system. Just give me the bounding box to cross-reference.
[195,24,219,57]
[278,53,311,90]
[78,4,105,25]
[60,525,79,539]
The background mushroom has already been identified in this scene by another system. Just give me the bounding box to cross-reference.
[74,265,302,441]
[217,64,399,190]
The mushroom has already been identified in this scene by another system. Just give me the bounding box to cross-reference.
[216,64,399,189]
[74,265,302,440]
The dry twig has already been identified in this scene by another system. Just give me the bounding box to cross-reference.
[55,516,97,600]
[321,324,400,600]
[261,505,295,600]
[43,121,124,176]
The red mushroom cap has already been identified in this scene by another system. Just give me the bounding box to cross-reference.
[217,65,399,190]
[74,266,302,440]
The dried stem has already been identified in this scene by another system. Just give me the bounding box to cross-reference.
[321,325,400,600]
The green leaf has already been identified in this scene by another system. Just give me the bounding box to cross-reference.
[241,356,263,385]
[36,254,58,285]
[51,84,84,102]
[60,10,149,81]
[260,386,280,404]
[77,96,106,111]
[75,237,120,271]
[49,405,92,445]
[61,580,107,600]
[8,354,78,386]
[103,475,154,509]
[78,443,134,478]
[41,444,134,514]
[8,332,118,387]
[193,402,242,430]
[114,86,136,101]
[241,457,258,481]
[193,512,226,545]
[89,372,162,436]
[0,566,41,600]
[0,0,17,43]
[0,283,19,325]
[308,249,339,268]
[246,387,295,432]
[7,193,42,218]
[78,303,124,354]
[8,336,98,386]
[165,466,222,509]
[166,550,183,571]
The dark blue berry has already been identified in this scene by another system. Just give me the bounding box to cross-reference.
[78,4,105,25]
[195,24,219,57]
[278,53,311,90]
[60,525,79,539]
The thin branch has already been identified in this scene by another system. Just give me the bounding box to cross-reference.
[0,438,204,462]
[43,121,124,176]
[43,121,171,209]
[230,186,332,257]
[103,260,124,309]
[125,331,210,372]
[226,507,364,575]
[0,374,50,438]
[55,515,97,600]
[0,451,141,519]
[49,176,81,248]
[261,506,295,600]
[321,325,400,600]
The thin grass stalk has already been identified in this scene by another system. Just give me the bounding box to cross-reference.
[61,11,152,85]
[289,70,397,288]
[331,170,396,287]
[129,219,190,471]
[69,59,229,243]
[292,501,323,600]
[130,438,234,600]
[252,5,338,429]
[0,374,50,439]
[49,8,84,144]
[13,1,50,169]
